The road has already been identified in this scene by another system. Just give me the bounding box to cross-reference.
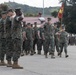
[0,46,76,75]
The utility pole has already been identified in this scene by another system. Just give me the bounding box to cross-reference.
[43,0,44,17]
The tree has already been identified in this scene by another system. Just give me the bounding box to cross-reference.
[0,4,8,18]
[51,11,58,18]
[61,0,76,34]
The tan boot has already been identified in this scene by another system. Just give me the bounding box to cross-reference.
[0,61,6,66]
[12,61,23,69]
[7,61,12,67]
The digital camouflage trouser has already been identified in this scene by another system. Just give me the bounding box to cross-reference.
[33,38,38,52]
[43,37,55,55]
[55,38,60,53]
[37,39,43,52]
[60,42,68,55]
[24,39,33,54]
[6,38,13,61]
[12,38,22,62]
[0,38,6,61]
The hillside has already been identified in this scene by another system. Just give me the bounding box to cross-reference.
[4,2,59,16]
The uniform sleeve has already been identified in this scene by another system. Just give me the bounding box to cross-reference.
[15,16,23,21]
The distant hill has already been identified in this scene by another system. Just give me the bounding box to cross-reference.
[4,2,60,16]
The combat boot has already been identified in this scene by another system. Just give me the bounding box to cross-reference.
[45,53,48,58]
[65,55,69,58]
[57,52,60,56]
[34,52,36,54]
[34,50,36,54]
[7,61,12,67]
[0,61,6,66]
[51,54,55,59]
[59,53,62,57]
[39,51,41,55]
[58,52,62,57]
[49,52,52,55]
[30,50,34,56]
[27,50,30,55]
[12,61,23,69]
[37,51,39,54]
[37,51,41,55]
[21,52,24,56]
[25,51,28,55]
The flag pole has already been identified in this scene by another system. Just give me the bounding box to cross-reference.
[58,2,64,29]
[61,2,64,25]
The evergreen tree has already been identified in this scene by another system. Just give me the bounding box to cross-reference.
[0,4,8,18]
[61,0,76,33]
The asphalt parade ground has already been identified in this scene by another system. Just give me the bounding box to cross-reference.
[0,46,76,75]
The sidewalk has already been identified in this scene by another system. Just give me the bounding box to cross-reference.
[0,46,76,75]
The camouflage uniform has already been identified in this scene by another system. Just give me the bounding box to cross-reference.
[37,27,44,55]
[23,27,28,53]
[0,19,1,61]
[69,34,75,45]
[12,16,23,62]
[54,27,60,55]
[59,30,69,57]
[21,25,27,56]
[6,16,13,62]
[0,18,6,62]
[43,23,55,58]
[33,25,38,53]
[11,8,23,69]
[23,25,34,55]
[22,22,27,51]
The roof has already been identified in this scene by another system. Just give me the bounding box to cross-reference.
[23,17,59,25]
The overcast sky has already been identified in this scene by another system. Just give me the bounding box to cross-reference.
[0,0,61,7]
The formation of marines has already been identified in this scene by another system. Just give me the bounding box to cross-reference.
[22,17,69,59]
[0,8,69,69]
